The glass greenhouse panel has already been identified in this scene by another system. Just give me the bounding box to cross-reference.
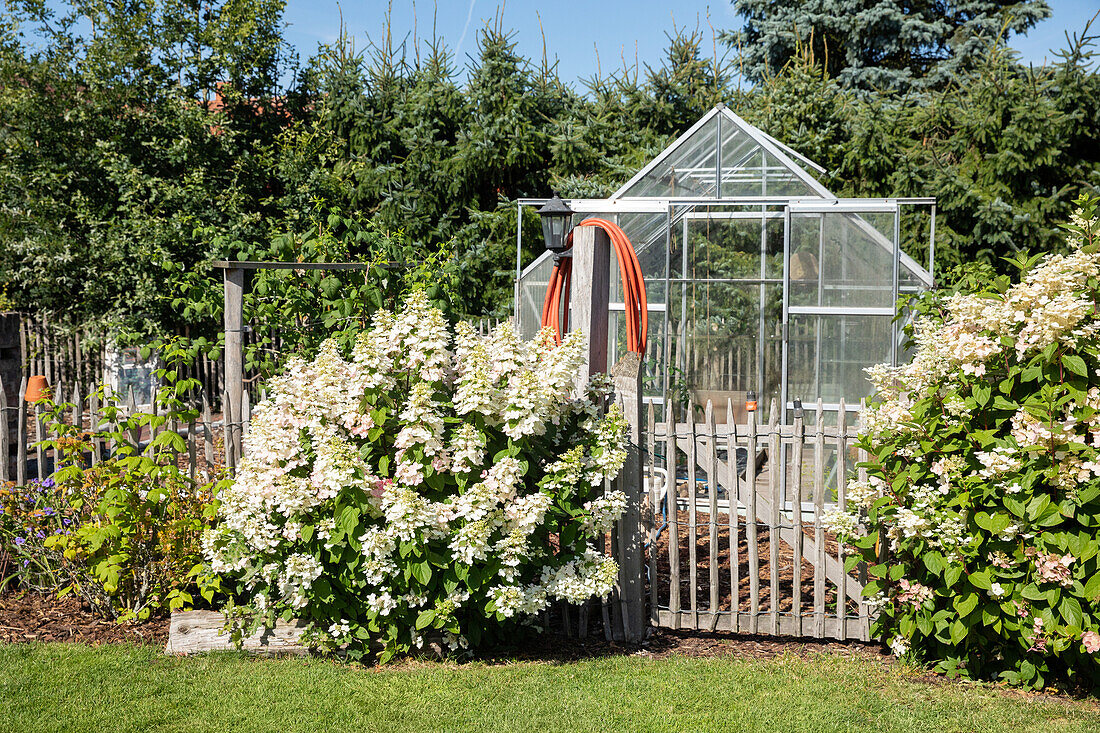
[785,313,894,405]
[619,115,720,198]
[668,206,784,281]
[788,210,898,310]
[899,256,927,295]
[516,252,555,340]
[616,211,669,302]
[666,280,782,425]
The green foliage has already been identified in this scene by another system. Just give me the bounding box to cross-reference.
[1,344,225,620]
[838,196,1100,688]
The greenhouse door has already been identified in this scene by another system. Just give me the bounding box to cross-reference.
[780,202,901,420]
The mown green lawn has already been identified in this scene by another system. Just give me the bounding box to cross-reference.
[0,643,1096,733]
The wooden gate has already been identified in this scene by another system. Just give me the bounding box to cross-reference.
[643,397,873,641]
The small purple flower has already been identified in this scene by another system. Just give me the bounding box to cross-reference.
[43,507,55,517]
[62,518,71,526]
[41,478,54,489]
[34,530,44,540]
[14,537,25,546]
[22,560,28,567]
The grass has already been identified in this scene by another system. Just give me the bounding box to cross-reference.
[0,644,1097,733]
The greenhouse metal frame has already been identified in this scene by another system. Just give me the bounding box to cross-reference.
[515,103,936,426]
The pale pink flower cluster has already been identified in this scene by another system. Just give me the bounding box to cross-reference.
[1083,630,1100,654]
[1033,552,1075,587]
[896,579,934,608]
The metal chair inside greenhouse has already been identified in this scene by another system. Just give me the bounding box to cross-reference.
[514,103,936,427]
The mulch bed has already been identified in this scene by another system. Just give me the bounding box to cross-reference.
[0,592,168,646]
[649,508,849,614]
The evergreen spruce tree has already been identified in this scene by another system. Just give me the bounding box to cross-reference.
[725,0,1052,90]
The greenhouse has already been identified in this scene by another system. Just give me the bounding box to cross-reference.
[515,104,936,424]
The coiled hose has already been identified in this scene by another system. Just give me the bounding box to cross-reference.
[540,218,648,355]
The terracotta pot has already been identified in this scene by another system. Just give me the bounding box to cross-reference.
[24,375,48,403]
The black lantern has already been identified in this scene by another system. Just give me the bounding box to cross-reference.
[792,398,804,419]
[537,193,574,254]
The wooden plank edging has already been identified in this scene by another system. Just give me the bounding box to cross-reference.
[165,610,309,656]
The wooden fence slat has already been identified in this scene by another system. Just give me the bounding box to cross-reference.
[726,398,739,632]
[746,406,759,634]
[767,398,780,636]
[16,376,26,486]
[126,386,140,451]
[202,391,214,467]
[0,375,8,483]
[857,422,871,642]
[666,404,680,629]
[836,400,848,641]
[188,418,197,481]
[704,400,719,631]
[89,390,100,466]
[646,400,658,626]
[687,411,699,630]
[813,399,826,638]
[71,383,82,467]
[791,405,805,637]
[223,388,236,474]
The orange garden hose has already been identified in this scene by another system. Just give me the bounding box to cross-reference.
[540,218,648,356]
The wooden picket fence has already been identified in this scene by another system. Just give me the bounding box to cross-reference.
[0,375,247,485]
[644,397,873,641]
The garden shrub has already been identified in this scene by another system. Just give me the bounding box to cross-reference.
[205,292,629,662]
[1,356,223,620]
[832,195,1100,688]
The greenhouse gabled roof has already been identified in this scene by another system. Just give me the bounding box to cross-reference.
[611,104,833,200]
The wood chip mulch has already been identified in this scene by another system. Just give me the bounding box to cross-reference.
[0,592,168,646]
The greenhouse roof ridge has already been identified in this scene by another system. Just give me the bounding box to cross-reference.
[610,104,833,201]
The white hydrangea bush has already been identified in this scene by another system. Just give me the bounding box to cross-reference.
[205,292,629,662]
[834,197,1100,689]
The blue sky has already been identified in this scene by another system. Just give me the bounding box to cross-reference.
[281,0,1100,85]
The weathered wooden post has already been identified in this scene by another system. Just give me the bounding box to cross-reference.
[569,226,610,391]
[568,225,645,643]
[223,266,244,469]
